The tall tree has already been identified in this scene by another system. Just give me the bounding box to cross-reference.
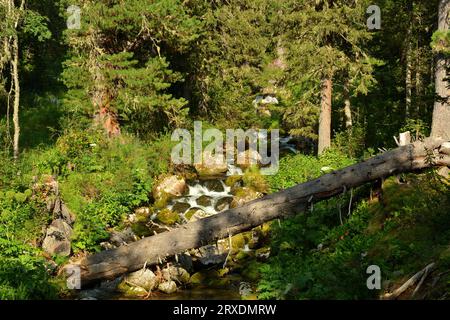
[0,0,50,159]
[60,0,201,137]
[431,0,450,139]
[281,0,378,154]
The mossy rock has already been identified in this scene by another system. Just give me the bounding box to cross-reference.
[131,222,152,238]
[225,175,242,188]
[184,208,207,222]
[230,233,246,251]
[190,270,220,286]
[190,270,230,288]
[203,180,225,192]
[172,202,191,214]
[197,195,213,207]
[215,197,233,212]
[230,187,261,208]
[117,281,148,297]
[157,209,180,225]
[154,192,172,210]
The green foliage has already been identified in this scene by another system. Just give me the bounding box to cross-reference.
[267,150,355,192]
[258,172,450,300]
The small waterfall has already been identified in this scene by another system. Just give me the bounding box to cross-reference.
[167,180,233,219]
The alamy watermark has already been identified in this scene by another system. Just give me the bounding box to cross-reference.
[366,265,381,290]
[66,264,81,290]
[67,5,81,30]
[171,121,280,175]
[367,5,381,30]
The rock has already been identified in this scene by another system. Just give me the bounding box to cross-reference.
[225,175,242,188]
[162,266,190,284]
[176,253,193,273]
[203,180,225,192]
[42,219,73,256]
[135,207,151,216]
[195,244,228,265]
[187,209,210,222]
[124,269,158,291]
[215,197,233,212]
[194,151,228,177]
[109,227,137,246]
[189,270,224,287]
[440,142,450,155]
[231,187,262,208]
[437,166,449,179]
[158,280,177,294]
[156,209,180,225]
[52,197,62,215]
[153,175,187,202]
[196,195,213,207]
[171,202,191,214]
[61,201,75,225]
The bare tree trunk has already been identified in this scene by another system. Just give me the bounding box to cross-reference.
[74,138,450,286]
[343,79,352,129]
[431,0,450,139]
[12,34,20,160]
[318,78,332,154]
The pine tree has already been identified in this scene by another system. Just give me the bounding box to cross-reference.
[280,0,379,154]
[60,0,202,137]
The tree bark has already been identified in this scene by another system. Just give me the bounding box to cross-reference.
[74,138,450,286]
[318,77,332,154]
[431,0,450,140]
[12,33,20,160]
[343,79,352,129]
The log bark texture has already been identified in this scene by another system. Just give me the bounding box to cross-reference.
[76,138,450,286]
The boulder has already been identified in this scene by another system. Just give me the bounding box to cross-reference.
[194,151,228,177]
[153,175,187,201]
[203,180,225,192]
[158,280,177,294]
[42,219,73,256]
[124,268,158,291]
[176,253,193,273]
[61,201,75,225]
[109,227,137,247]
[215,197,233,212]
[162,266,190,284]
[196,195,213,207]
[171,202,191,214]
[156,209,180,225]
[230,187,262,208]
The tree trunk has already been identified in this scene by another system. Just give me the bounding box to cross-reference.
[431,0,450,140]
[74,138,450,286]
[12,34,20,160]
[405,2,415,119]
[318,77,332,154]
[343,79,352,129]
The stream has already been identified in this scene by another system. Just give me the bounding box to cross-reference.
[77,136,299,300]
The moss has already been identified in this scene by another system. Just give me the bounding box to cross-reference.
[154,192,172,210]
[189,270,220,286]
[184,209,197,221]
[131,222,152,237]
[225,175,242,188]
[242,168,268,193]
[157,209,180,225]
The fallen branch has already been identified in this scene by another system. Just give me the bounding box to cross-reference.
[382,263,435,300]
[73,138,450,286]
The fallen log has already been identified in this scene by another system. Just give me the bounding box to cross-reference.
[75,138,450,286]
